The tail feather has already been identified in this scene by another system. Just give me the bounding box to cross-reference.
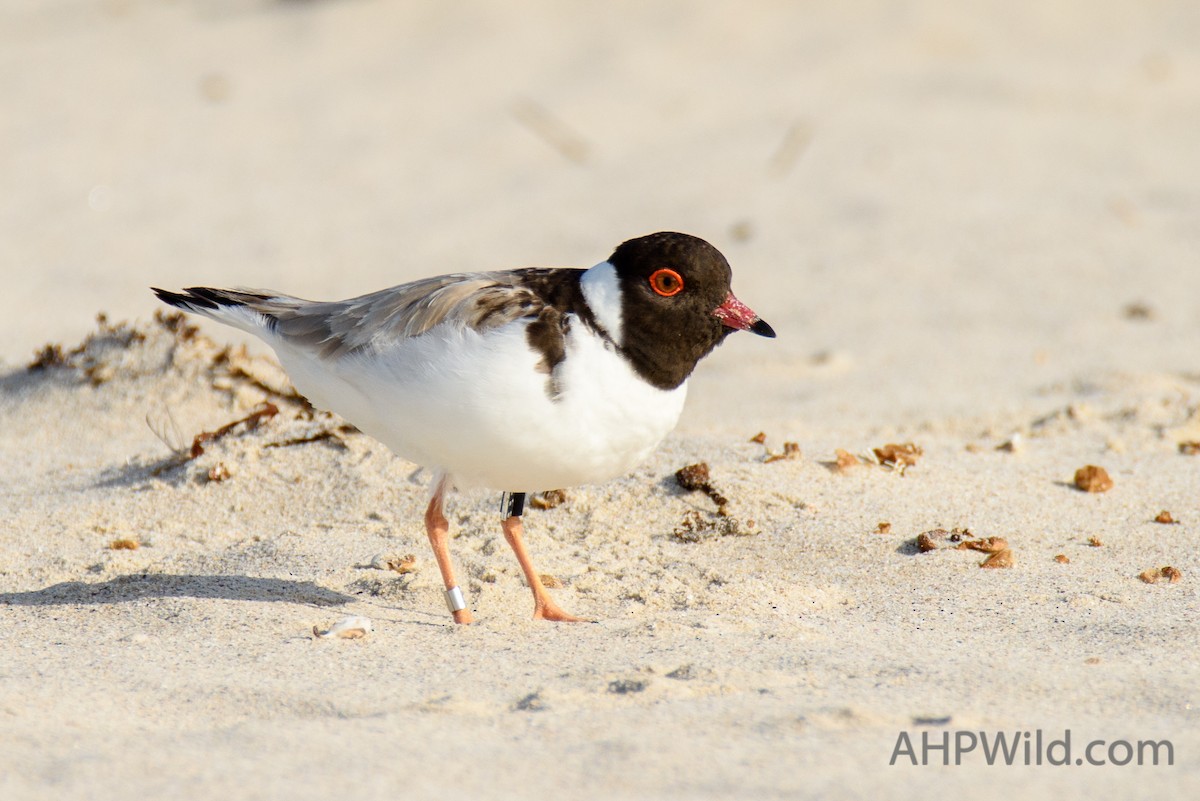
[152,286,216,311]
[151,286,290,337]
[153,286,275,310]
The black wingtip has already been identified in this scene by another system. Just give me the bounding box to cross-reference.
[151,286,239,311]
[151,286,208,310]
[750,318,776,338]
[185,287,238,307]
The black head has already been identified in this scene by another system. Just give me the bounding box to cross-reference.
[607,231,774,390]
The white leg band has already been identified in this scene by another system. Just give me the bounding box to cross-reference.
[445,586,467,613]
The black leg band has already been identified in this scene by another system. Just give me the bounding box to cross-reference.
[501,491,526,518]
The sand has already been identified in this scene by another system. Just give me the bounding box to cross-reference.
[2,1,1198,798]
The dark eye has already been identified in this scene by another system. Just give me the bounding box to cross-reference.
[648,268,684,297]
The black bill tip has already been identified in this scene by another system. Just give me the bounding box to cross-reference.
[750,318,776,338]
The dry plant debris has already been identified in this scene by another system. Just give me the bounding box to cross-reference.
[956,536,1009,553]
[1087,536,1103,547]
[979,549,1014,569]
[385,555,417,574]
[30,312,356,485]
[206,462,232,483]
[45,310,299,408]
[108,538,139,551]
[671,510,755,543]
[750,432,801,463]
[262,423,356,450]
[1153,510,1179,525]
[150,406,352,479]
[674,462,729,513]
[209,345,309,409]
[914,528,1013,567]
[313,616,373,639]
[830,443,922,474]
[1054,554,1070,564]
[672,462,755,542]
[27,343,69,370]
[1180,441,1200,455]
[1073,465,1113,493]
[876,521,892,535]
[913,527,972,552]
[530,490,567,510]
[763,441,802,464]
[833,449,861,473]
[873,442,923,468]
[539,573,563,589]
[27,312,150,384]
[190,403,278,459]
[1138,566,1182,585]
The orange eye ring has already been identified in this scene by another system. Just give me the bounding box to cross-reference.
[648,268,684,297]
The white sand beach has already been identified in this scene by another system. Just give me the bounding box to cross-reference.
[2,1,1197,798]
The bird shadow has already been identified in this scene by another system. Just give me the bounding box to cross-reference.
[0,573,354,607]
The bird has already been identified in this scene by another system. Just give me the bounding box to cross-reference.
[153,231,774,624]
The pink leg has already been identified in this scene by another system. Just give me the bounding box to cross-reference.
[424,475,473,624]
[501,514,588,622]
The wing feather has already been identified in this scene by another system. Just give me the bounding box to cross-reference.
[270,271,551,359]
[157,268,585,360]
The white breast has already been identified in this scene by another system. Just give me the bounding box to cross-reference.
[273,317,687,492]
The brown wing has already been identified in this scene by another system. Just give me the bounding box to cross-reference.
[264,270,569,359]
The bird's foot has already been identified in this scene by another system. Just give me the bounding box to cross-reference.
[532,598,592,623]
